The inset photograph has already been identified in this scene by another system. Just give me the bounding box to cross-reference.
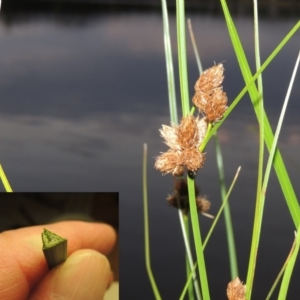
[0,192,119,300]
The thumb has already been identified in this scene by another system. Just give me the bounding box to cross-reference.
[29,249,112,300]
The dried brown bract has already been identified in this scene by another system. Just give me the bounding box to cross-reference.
[227,277,246,300]
[196,196,211,213]
[192,63,228,122]
[155,115,207,175]
[167,178,211,216]
[167,178,198,212]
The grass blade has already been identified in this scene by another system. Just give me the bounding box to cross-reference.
[180,262,198,300]
[176,1,209,298]
[266,231,297,300]
[203,166,241,249]
[161,0,178,124]
[187,18,203,74]
[187,176,210,299]
[0,164,13,192]
[253,0,265,246]
[246,49,300,298]
[201,20,299,149]
[214,134,238,278]
[143,144,162,300]
[278,228,300,299]
[220,0,300,229]
[179,209,202,300]
[176,0,190,116]
[187,16,239,280]
[162,1,201,298]
[180,166,241,299]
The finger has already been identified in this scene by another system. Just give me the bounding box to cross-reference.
[29,249,112,300]
[0,221,116,300]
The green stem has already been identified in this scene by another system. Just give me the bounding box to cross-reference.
[214,133,238,279]
[177,209,201,300]
[161,0,178,124]
[187,176,210,299]
[176,0,190,116]
[143,144,162,300]
[246,49,300,300]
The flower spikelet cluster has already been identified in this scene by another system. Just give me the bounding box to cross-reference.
[227,277,246,300]
[192,63,228,122]
[155,115,207,175]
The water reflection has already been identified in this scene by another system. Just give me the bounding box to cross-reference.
[0,9,299,299]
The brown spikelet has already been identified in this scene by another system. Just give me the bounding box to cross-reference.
[181,148,205,172]
[205,89,228,122]
[194,63,224,95]
[227,277,246,300]
[192,63,228,123]
[196,196,211,213]
[155,150,183,175]
[160,124,181,151]
[192,92,210,114]
[177,115,199,149]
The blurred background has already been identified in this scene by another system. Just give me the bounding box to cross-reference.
[0,0,299,299]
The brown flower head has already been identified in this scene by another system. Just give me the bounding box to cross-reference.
[194,63,224,95]
[227,277,246,300]
[155,115,207,175]
[192,63,228,122]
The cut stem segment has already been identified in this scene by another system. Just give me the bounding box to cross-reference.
[42,228,68,269]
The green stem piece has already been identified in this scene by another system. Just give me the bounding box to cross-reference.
[42,228,68,269]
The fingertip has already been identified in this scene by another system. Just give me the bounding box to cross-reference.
[103,223,117,253]
[29,249,111,300]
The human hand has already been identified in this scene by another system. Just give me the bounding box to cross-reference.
[0,221,116,300]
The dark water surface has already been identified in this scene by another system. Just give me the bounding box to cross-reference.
[0,7,299,299]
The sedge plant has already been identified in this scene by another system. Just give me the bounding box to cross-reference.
[143,0,300,299]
